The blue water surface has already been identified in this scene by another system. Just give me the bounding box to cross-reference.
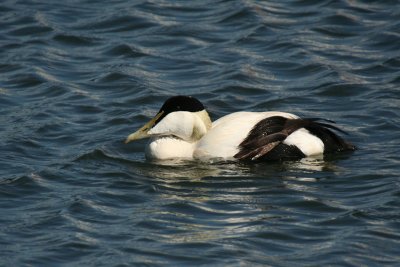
[1,0,400,266]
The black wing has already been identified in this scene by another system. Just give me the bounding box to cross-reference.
[234,116,355,161]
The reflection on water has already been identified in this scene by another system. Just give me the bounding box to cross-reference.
[122,156,349,249]
[132,155,336,180]
[136,159,251,180]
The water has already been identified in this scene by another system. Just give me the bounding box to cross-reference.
[1,0,400,266]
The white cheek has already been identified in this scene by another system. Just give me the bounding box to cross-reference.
[148,112,194,140]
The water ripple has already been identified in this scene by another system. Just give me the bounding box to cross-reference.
[1,0,400,266]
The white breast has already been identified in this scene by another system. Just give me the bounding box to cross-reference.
[145,137,195,160]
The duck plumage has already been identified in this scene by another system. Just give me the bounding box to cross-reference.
[125,96,355,161]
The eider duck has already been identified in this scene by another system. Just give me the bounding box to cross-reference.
[125,96,355,161]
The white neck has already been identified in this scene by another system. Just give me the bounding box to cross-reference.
[145,110,212,160]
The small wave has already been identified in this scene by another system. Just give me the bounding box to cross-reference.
[76,14,157,33]
[6,73,45,88]
[104,44,147,58]
[8,25,53,36]
[0,173,51,197]
[53,34,99,46]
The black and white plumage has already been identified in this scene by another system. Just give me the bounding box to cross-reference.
[125,96,355,161]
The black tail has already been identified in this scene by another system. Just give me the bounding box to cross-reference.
[303,118,356,153]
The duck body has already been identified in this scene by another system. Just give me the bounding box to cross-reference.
[194,111,301,159]
[126,96,355,161]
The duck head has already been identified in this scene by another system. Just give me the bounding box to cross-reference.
[125,96,212,143]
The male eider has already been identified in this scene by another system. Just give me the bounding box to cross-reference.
[125,96,355,161]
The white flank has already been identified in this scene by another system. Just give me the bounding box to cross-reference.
[194,111,298,159]
[283,128,324,156]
